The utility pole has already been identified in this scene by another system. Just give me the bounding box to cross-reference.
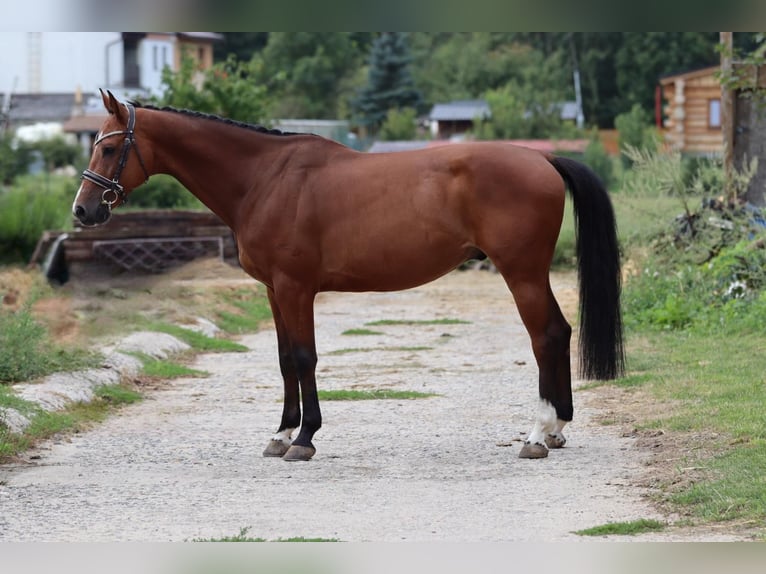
[720,32,735,202]
[569,34,585,129]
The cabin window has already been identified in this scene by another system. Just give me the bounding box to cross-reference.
[709,99,722,128]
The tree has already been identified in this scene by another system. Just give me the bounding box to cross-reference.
[252,32,367,119]
[214,33,269,62]
[353,33,424,130]
[378,108,418,141]
[156,55,269,125]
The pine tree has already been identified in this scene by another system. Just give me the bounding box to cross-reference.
[353,33,424,130]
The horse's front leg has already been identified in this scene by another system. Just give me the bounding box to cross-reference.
[267,280,321,462]
[262,287,302,458]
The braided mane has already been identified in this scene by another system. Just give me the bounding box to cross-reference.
[129,101,300,136]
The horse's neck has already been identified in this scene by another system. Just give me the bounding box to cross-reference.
[146,112,285,229]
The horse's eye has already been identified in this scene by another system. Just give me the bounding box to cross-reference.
[102,146,115,156]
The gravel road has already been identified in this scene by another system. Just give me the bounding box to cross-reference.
[0,270,741,542]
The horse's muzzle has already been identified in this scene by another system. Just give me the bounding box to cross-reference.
[73,202,111,227]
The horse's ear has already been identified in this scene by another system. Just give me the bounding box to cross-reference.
[100,89,128,124]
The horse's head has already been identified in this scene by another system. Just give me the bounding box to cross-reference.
[72,89,150,226]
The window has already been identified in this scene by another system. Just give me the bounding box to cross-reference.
[709,99,721,128]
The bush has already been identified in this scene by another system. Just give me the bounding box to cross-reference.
[0,307,50,383]
[622,146,766,333]
[0,134,33,185]
[378,107,418,141]
[126,175,203,209]
[615,104,659,167]
[0,175,76,264]
[582,131,615,189]
[0,305,96,384]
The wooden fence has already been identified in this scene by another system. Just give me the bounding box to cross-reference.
[30,210,238,278]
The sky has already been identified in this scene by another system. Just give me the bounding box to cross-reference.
[0,32,119,95]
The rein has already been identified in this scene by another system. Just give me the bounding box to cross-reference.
[81,102,149,207]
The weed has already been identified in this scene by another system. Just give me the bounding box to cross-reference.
[341,328,385,336]
[317,389,437,401]
[127,352,209,379]
[147,322,248,352]
[574,519,666,536]
[192,526,339,542]
[0,306,99,384]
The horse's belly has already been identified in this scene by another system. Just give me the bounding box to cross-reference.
[319,237,472,292]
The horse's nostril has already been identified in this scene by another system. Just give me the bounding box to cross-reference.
[74,205,86,218]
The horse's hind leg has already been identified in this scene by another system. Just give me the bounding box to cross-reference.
[503,274,573,459]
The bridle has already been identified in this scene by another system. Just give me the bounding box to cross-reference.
[81,102,149,207]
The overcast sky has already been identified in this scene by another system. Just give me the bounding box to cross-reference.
[0,32,119,95]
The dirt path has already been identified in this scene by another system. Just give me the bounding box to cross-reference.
[0,270,741,541]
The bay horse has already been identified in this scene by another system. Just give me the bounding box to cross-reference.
[73,90,624,461]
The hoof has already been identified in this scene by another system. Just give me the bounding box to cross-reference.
[263,439,291,458]
[282,444,316,462]
[545,433,567,449]
[518,442,549,459]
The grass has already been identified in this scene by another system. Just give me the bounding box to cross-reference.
[147,322,248,353]
[0,383,142,461]
[192,527,339,542]
[215,288,272,334]
[317,389,437,401]
[365,318,470,326]
[327,345,432,356]
[574,519,666,536]
[128,352,209,379]
[618,330,766,527]
[0,306,100,384]
[341,328,384,336]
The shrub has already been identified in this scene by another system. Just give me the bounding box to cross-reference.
[0,305,97,384]
[615,104,659,167]
[126,175,203,209]
[378,107,418,141]
[582,131,615,189]
[0,175,76,264]
[0,306,55,383]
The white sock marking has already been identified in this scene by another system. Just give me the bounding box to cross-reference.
[526,399,558,445]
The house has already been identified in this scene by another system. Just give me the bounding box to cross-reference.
[112,32,223,97]
[428,100,491,139]
[658,66,723,155]
[61,33,223,154]
[0,32,223,154]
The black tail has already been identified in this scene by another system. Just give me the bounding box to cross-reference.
[549,156,625,380]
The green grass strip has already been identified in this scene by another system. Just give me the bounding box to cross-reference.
[192,527,339,542]
[318,389,437,401]
[148,322,248,352]
[341,328,385,336]
[574,519,666,536]
[0,383,142,461]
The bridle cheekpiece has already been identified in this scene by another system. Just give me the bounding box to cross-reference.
[81,102,149,207]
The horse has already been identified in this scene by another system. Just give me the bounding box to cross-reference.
[73,90,624,462]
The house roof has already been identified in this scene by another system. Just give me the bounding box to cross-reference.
[177,32,225,42]
[659,65,719,85]
[367,139,589,154]
[429,100,491,121]
[62,114,108,134]
[368,141,430,153]
[7,93,75,124]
